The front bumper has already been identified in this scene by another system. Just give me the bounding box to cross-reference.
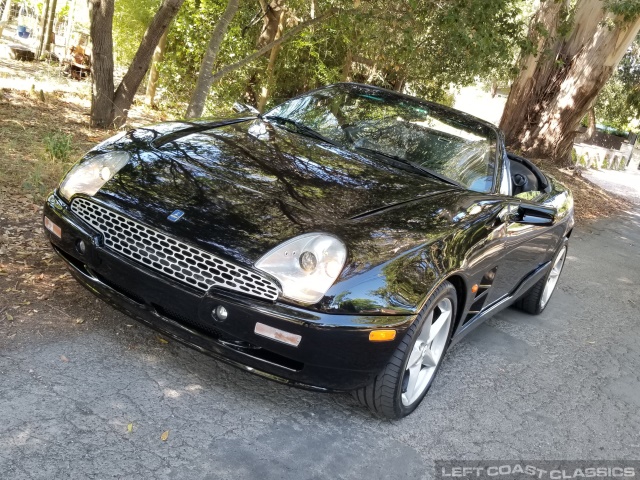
[43,193,415,391]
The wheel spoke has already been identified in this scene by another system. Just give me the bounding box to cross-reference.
[422,347,437,367]
[404,363,421,399]
[417,311,434,343]
[407,343,423,369]
[427,307,450,344]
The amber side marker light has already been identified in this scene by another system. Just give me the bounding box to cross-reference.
[369,330,397,342]
[471,284,479,294]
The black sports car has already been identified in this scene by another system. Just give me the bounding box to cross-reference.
[44,83,573,419]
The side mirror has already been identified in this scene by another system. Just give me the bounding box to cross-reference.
[512,204,556,226]
[232,102,259,115]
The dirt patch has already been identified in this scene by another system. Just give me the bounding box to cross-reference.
[0,55,166,342]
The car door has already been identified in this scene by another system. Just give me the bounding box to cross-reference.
[484,198,557,305]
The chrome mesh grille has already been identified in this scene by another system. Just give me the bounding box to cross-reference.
[71,198,280,301]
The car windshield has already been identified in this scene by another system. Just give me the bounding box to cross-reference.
[265,84,497,192]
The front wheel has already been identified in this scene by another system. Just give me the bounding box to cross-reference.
[353,281,457,419]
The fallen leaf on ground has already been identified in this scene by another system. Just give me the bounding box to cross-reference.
[75,318,85,324]
[60,355,69,362]
[160,430,169,441]
[157,336,169,344]
[127,423,133,433]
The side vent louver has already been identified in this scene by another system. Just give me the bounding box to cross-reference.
[464,267,498,324]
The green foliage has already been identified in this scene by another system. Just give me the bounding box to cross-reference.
[605,0,640,23]
[113,0,159,65]
[157,0,258,113]
[619,156,628,169]
[602,155,610,169]
[579,155,587,167]
[57,3,70,22]
[43,132,72,161]
[593,36,639,133]
[596,77,631,131]
[110,0,529,115]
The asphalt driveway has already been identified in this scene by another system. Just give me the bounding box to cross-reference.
[1,207,640,479]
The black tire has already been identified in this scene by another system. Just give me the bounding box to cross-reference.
[515,242,568,315]
[353,281,457,419]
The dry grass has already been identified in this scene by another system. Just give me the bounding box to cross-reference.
[0,58,165,328]
[0,90,164,204]
[0,52,167,204]
[0,88,106,201]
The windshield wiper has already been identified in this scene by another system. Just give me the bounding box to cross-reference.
[264,115,339,147]
[353,145,463,188]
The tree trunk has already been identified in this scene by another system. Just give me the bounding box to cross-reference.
[500,0,640,162]
[341,49,352,81]
[245,0,285,107]
[36,0,52,58]
[257,1,285,50]
[586,107,596,139]
[88,0,115,128]
[256,7,285,112]
[44,0,58,52]
[63,0,77,55]
[185,0,240,118]
[111,0,185,127]
[1,0,12,22]
[145,29,169,107]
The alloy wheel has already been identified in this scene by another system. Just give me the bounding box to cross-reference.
[401,298,452,406]
[541,246,567,309]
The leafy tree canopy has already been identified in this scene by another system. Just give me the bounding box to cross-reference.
[596,36,640,132]
[112,0,529,116]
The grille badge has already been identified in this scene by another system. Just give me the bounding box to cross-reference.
[167,210,185,222]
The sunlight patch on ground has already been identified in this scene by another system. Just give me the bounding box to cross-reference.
[583,167,640,206]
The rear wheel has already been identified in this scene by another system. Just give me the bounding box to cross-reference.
[353,281,457,419]
[516,243,567,315]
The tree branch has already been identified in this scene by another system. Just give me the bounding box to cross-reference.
[208,8,338,86]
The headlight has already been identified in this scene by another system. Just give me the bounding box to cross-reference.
[59,151,130,202]
[255,233,347,304]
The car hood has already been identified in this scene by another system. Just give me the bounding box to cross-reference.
[93,119,456,265]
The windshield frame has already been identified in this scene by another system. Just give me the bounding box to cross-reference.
[265,83,503,194]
